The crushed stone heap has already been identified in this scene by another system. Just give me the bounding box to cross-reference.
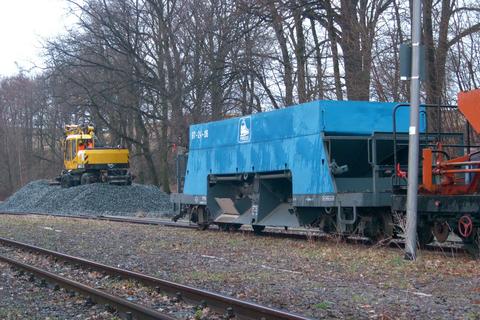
[0,180,172,217]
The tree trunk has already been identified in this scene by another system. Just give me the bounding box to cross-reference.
[326,1,343,100]
[293,4,307,103]
[268,1,294,106]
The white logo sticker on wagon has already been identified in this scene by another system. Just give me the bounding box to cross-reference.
[238,116,251,143]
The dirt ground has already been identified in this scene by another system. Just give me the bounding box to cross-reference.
[0,214,478,319]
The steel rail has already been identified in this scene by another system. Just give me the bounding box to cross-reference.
[0,237,312,320]
[0,253,175,320]
[0,212,198,229]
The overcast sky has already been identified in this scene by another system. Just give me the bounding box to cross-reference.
[0,0,74,76]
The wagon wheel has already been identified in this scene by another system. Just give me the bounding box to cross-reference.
[189,206,198,223]
[371,211,394,242]
[196,206,210,230]
[319,208,336,234]
[417,224,434,248]
[252,225,265,234]
[60,174,72,188]
[462,227,480,259]
[80,173,92,185]
[432,221,450,243]
[230,224,242,231]
[218,223,229,231]
[218,223,242,232]
[198,223,209,231]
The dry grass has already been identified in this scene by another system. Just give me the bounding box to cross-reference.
[0,214,479,319]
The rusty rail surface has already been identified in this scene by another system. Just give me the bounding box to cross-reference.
[0,237,312,320]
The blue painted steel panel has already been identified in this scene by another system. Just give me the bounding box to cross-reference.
[184,100,417,196]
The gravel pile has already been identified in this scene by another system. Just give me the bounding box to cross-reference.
[0,180,172,217]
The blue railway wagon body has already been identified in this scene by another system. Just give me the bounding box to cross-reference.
[178,100,421,233]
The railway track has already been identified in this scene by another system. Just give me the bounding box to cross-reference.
[0,211,469,256]
[0,253,174,319]
[0,236,311,320]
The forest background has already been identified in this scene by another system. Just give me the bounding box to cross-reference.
[1,0,479,198]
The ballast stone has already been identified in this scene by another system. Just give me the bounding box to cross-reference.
[0,180,172,217]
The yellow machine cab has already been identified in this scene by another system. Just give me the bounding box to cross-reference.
[57,125,132,187]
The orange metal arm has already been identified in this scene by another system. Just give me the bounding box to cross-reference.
[458,89,480,134]
[422,148,433,192]
[440,169,480,174]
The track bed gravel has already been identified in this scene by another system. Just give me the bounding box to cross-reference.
[0,261,114,319]
[0,245,222,319]
[0,214,479,319]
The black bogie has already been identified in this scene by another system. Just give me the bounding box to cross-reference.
[59,169,132,188]
[60,173,73,188]
[81,172,96,185]
[416,223,434,247]
[252,225,265,234]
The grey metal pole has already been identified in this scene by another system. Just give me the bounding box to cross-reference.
[405,0,422,260]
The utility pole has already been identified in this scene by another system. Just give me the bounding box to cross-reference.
[405,0,422,260]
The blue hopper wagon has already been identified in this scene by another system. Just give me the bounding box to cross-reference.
[172,100,421,239]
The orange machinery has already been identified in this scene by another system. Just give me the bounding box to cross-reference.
[417,89,480,242]
[420,89,480,195]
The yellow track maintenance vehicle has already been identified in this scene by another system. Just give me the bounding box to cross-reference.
[57,125,132,188]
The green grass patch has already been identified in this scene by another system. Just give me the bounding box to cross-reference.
[314,301,332,310]
[189,270,228,282]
